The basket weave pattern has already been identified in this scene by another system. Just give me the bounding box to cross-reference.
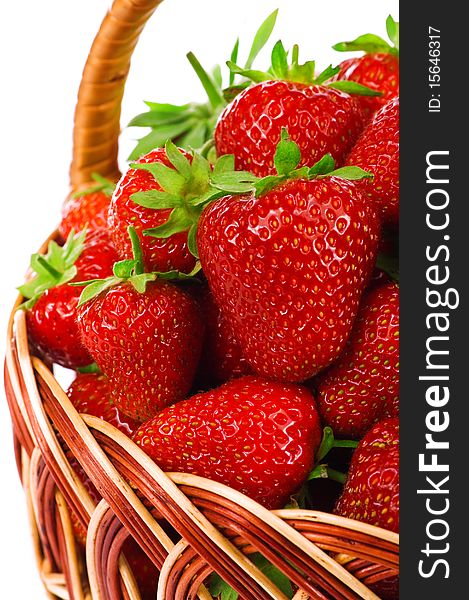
[4,1,399,598]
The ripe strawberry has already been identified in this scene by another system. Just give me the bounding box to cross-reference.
[334,417,399,532]
[345,96,399,225]
[197,137,380,382]
[134,375,322,509]
[332,16,399,117]
[196,285,252,388]
[214,42,379,177]
[67,372,139,436]
[21,230,118,369]
[314,281,399,438]
[76,227,204,421]
[59,174,115,239]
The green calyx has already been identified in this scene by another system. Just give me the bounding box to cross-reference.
[333,15,399,56]
[72,173,115,198]
[307,426,358,485]
[130,140,258,258]
[73,226,202,307]
[127,10,279,160]
[253,129,373,196]
[18,229,87,310]
[129,133,372,259]
[228,41,381,96]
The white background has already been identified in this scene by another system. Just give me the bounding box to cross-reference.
[0,0,398,597]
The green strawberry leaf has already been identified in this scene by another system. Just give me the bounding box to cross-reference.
[18,229,87,308]
[210,171,259,194]
[308,154,336,177]
[131,190,183,210]
[144,101,191,113]
[327,80,383,96]
[129,273,157,294]
[187,52,225,111]
[128,123,194,161]
[244,9,279,70]
[72,173,115,198]
[229,38,240,86]
[274,128,301,175]
[226,61,272,83]
[212,154,235,176]
[321,166,373,181]
[314,64,340,85]
[113,259,138,279]
[143,208,193,239]
[187,224,199,259]
[270,40,289,80]
[76,277,123,307]
[332,33,392,54]
[165,139,192,178]
[132,162,187,196]
[386,15,399,52]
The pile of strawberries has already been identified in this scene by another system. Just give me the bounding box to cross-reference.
[19,12,399,599]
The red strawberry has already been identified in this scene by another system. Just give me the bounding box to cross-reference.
[332,16,399,118]
[197,140,380,383]
[214,42,375,177]
[108,147,196,273]
[67,372,139,436]
[134,375,322,509]
[334,417,399,532]
[196,285,252,388]
[21,230,118,369]
[59,174,115,239]
[345,96,399,225]
[315,281,399,438]
[76,227,204,421]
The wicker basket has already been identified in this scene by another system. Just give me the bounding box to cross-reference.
[4,1,399,598]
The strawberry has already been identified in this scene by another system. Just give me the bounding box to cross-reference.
[214,42,379,177]
[20,230,118,369]
[196,285,252,388]
[345,96,399,225]
[334,417,399,532]
[134,375,322,509]
[59,174,115,239]
[76,227,204,421]
[197,135,380,382]
[66,372,139,436]
[315,281,399,439]
[331,15,399,118]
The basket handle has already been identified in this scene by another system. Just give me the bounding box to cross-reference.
[69,0,164,190]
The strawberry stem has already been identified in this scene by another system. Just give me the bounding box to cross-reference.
[325,467,347,485]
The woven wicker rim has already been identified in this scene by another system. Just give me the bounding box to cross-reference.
[4,1,399,598]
